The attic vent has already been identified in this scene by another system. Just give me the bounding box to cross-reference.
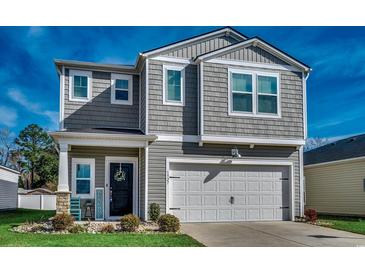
[331,143,336,146]
[348,137,356,143]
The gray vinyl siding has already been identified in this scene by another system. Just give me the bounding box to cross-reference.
[148,60,198,135]
[203,62,304,138]
[139,148,146,219]
[148,142,301,217]
[140,64,146,133]
[305,160,365,216]
[0,179,18,210]
[68,146,139,218]
[162,35,239,59]
[64,69,140,130]
[218,45,288,65]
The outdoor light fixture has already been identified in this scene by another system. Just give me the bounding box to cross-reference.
[231,147,242,158]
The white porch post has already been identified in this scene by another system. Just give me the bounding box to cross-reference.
[56,143,71,214]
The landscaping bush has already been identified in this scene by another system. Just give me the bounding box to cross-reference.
[120,214,140,232]
[149,203,160,222]
[100,223,115,233]
[52,213,74,231]
[68,224,86,233]
[304,208,318,223]
[158,214,180,232]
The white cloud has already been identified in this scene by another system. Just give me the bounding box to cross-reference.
[0,106,17,127]
[7,89,58,129]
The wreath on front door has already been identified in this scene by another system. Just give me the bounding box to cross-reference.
[114,163,127,183]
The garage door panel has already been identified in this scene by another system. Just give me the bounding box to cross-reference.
[169,163,291,222]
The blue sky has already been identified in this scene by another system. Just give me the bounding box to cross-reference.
[0,26,364,140]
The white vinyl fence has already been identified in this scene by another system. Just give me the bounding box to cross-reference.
[18,195,56,210]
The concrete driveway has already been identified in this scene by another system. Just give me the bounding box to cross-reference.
[181,222,365,247]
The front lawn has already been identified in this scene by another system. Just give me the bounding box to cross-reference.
[318,215,365,235]
[0,209,203,247]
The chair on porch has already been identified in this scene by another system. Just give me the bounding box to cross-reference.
[70,197,81,221]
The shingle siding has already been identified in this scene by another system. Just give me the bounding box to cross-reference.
[148,142,301,216]
[203,62,304,138]
[64,69,140,130]
[148,60,198,135]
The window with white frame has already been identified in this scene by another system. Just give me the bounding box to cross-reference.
[111,73,133,105]
[163,65,185,106]
[69,70,92,102]
[72,158,95,199]
[229,69,280,117]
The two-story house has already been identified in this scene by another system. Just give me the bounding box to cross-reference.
[51,27,310,222]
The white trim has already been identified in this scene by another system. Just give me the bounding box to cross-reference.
[55,59,137,73]
[110,73,133,105]
[196,38,309,72]
[104,156,138,220]
[94,187,105,221]
[165,157,295,221]
[142,27,246,57]
[227,68,281,119]
[144,147,149,220]
[145,59,149,134]
[59,66,65,130]
[201,135,305,146]
[304,155,365,169]
[162,64,185,106]
[150,56,193,64]
[299,146,304,217]
[156,134,200,143]
[138,72,141,129]
[68,69,92,102]
[303,72,309,139]
[207,58,301,72]
[200,62,204,136]
[71,158,95,199]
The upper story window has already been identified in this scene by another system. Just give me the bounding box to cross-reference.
[111,73,133,105]
[72,158,95,199]
[163,65,185,106]
[228,68,280,118]
[69,70,92,102]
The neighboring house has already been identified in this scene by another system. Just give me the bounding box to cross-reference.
[50,27,310,222]
[304,134,365,216]
[18,188,55,195]
[18,188,56,211]
[0,165,19,211]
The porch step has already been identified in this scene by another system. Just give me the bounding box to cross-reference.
[70,197,81,221]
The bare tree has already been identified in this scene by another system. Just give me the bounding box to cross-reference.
[304,137,329,152]
[0,128,15,167]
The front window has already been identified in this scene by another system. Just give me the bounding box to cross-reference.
[72,158,95,198]
[229,69,280,117]
[69,70,92,101]
[111,74,133,105]
[163,65,184,105]
[73,76,88,98]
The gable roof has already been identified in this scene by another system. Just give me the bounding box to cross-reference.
[195,36,311,72]
[304,133,365,166]
[141,27,247,57]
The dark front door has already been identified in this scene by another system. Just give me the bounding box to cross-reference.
[109,163,133,216]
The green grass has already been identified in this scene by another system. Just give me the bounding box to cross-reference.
[318,215,365,235]
[0,209,203,247]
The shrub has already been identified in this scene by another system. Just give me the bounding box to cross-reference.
[52,213,74,231]
[304,208,318,223]
[149,203,161,222]
[100,223,115,233]
[68,224,86,233]
[120,214,140,232]
[158,214,180,232]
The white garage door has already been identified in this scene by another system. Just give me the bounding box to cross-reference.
[168,163,291,222]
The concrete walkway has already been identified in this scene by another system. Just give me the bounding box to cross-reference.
[181,222,365,247]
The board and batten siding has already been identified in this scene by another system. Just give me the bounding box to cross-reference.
[162,35,240,59]
[148,60,198,135]
[140,64,146,133]
[68,146,139,218]
[305,160,365,216]
[148,142,301,216]
[0,166,19,210]
[63,69,140,130]
[203,62,304,139]
[139,148,146,218]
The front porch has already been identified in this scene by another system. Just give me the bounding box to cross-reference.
[50,129,156,220]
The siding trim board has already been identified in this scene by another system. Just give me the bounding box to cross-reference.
[150,56,193,64]
[165,157,295,221]
[201,135,305,146]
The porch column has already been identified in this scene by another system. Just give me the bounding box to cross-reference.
[56,143,71,214]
